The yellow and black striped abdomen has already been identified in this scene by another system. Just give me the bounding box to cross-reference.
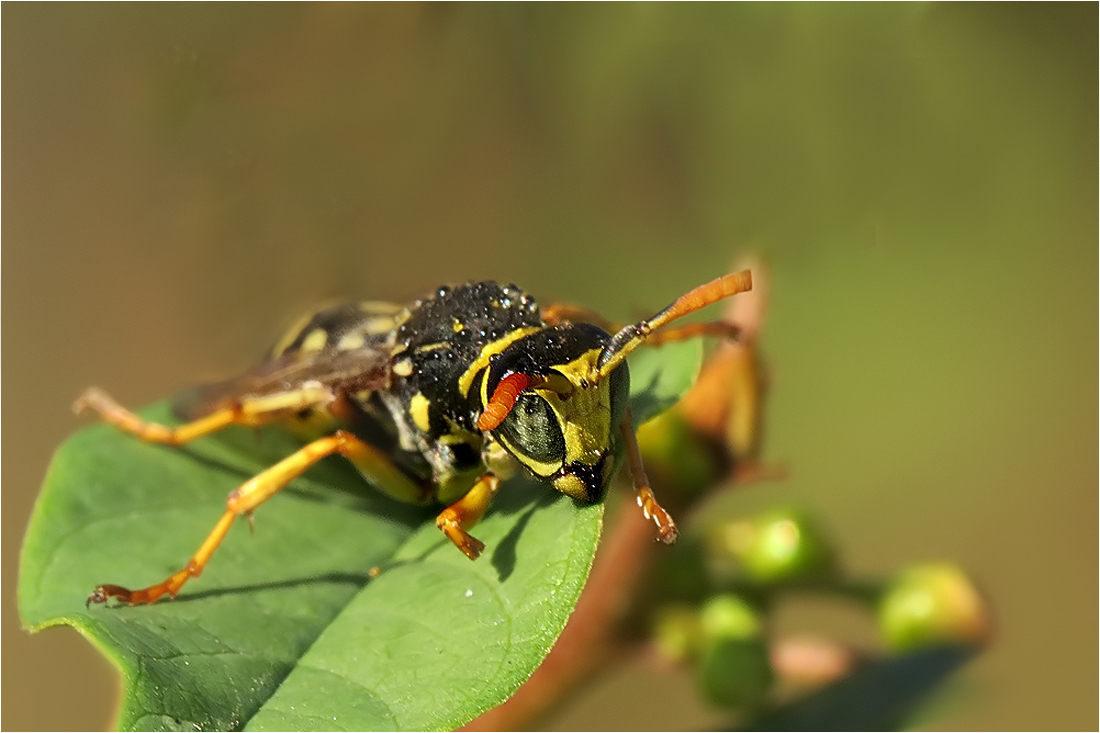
[259,300,411,448]
[270,300,407,360]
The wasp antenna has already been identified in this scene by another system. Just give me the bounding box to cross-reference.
[597,270,753,378]
[477,373,531,431]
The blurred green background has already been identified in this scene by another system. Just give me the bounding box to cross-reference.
[4,4,1095,730]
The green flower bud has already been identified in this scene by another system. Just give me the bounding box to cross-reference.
[695,594,773,708]
[700,594,763,640]
[709,508,835,583]
[651,603,704,663]
[636,409,721,497]
[698,638,773,708]
[878,563,993,652]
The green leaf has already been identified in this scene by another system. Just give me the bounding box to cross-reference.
[19,338,702,731]
[628,339,703,426]
[737,646,975,731]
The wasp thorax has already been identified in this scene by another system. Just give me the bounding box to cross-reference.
[482,323,630,503]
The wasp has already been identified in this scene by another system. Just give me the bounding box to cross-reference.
[78,271,753,606]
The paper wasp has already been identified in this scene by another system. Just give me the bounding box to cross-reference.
[77,271,752,606]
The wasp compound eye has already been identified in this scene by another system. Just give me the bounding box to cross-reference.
[496,393,566,476]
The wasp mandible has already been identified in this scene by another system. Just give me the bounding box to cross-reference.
[78,270,753,606]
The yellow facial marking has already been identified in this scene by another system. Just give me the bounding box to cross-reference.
[461,326,543,399]
[554,474,588,501]
[409,392,432,433]
[541,372,575,397]
[534,348,610,468]
[392,358,414,377]
[452,318,464,333]
[301,328,329,353]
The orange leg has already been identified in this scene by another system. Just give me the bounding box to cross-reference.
[619,409,678,544]
[87,430,392,606]
[74,384,335,446]
[647,320,742,346]
[435,473,501,560]
[543,303,618,331]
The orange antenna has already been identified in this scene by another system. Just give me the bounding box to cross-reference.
[597,270,753,379]
[477,373,532,431]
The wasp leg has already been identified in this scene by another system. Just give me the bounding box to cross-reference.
[73,385,336,446]
[542,303,618,331]
[435,473,500,560]
[620,408,678,544]
[87,430,387,606]
[328,410,432,505]
[647,320,742,346]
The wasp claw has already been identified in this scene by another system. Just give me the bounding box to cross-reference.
[87,584,132,608]
[465,538,486,560]
[656,519,679,544]
[635,486,678,544]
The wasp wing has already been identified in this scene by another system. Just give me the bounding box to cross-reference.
[173,343,393,420]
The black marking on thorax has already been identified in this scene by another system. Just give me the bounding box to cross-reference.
[393,282,544,435]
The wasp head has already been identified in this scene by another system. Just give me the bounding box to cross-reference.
[477,323,630,503]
